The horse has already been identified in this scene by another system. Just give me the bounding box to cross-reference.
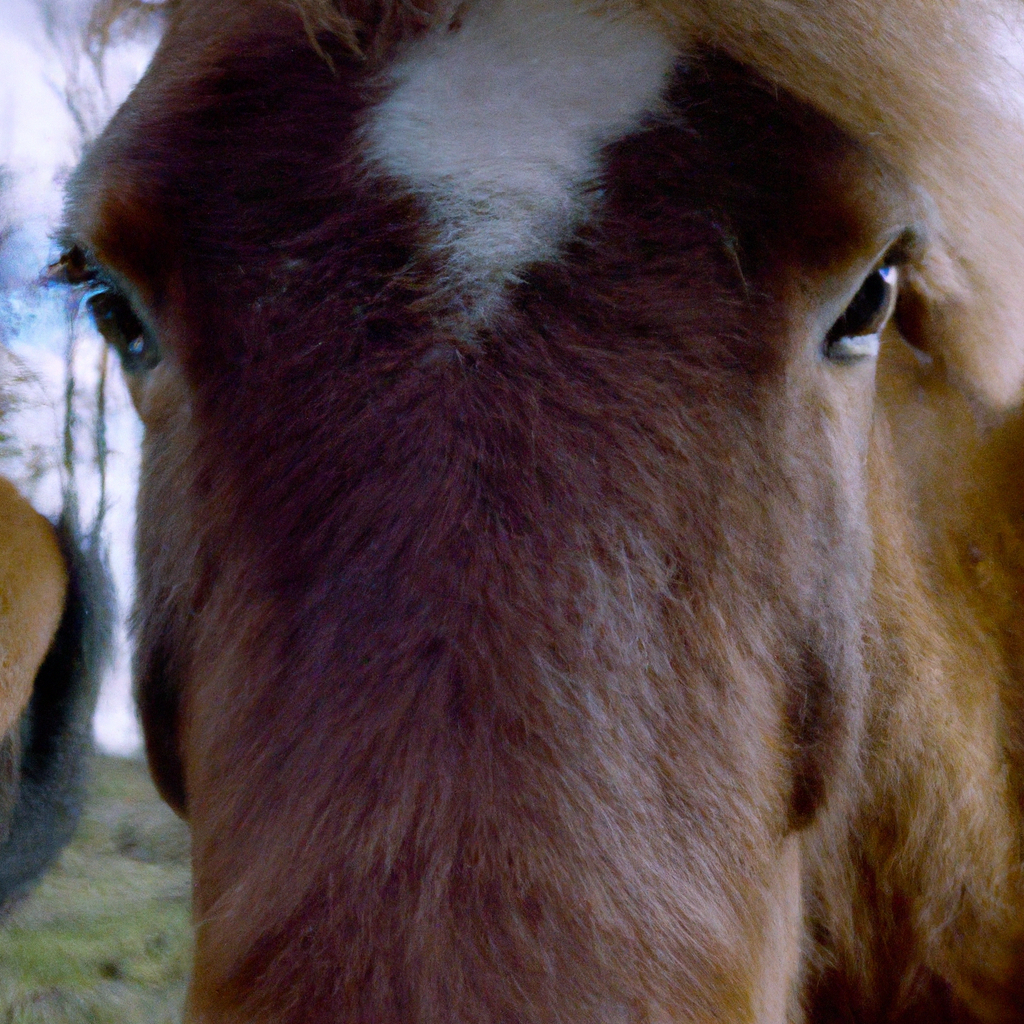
[61,0,1024,1019]
[0,479,66,804]
[0,464,110,909]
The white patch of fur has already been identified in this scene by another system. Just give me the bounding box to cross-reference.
[363,0,676,328]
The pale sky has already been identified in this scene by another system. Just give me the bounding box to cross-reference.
[1,0,158,755]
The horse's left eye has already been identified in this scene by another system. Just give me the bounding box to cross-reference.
[825,264,898,363]
[86,288,160,373]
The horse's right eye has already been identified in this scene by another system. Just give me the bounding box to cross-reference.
[824,263,899,363]
[86,288,160,373]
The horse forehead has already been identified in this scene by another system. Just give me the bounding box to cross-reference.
[363,0,677,319]
[68,0,916,312]
[73,0,676,288]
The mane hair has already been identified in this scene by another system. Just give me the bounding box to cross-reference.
[287,0,461,60]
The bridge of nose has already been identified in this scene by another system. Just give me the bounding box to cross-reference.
[0,477,68,738]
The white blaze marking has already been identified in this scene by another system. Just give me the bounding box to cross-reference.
[364,0,676,327]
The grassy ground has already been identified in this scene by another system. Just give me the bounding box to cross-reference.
[0,755,192,1023]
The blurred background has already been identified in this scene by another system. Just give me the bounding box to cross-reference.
[1,3,192,1020]
[1,0,156,757]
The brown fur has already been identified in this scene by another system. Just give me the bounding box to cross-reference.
[65,0,1024,1020]
[0,365,110,903]
[0,477,66,845]
[0,478,66,740]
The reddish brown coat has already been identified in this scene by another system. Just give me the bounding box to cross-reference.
[66,1,1024,1020]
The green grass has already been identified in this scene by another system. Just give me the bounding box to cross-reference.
[0,756,192,1023]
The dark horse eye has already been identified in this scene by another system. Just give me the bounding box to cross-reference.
[825,264,899,363]
[86,288,160,373]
